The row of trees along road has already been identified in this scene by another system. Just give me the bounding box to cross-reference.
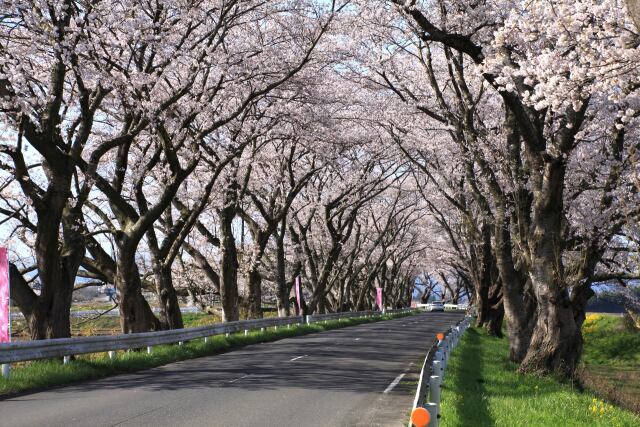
[0,1,639,378]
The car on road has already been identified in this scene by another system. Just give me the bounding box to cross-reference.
[426,301,445,312]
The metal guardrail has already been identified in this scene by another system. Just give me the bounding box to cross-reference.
[0,308,414,367]
[411,346,434,412]
[415,303,468,311]
[306,310,375,323]
[305,308,412,323]
[409,315,472,427]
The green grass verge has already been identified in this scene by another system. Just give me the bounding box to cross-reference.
[0,312,415,397]
[580,314,640,414]
[439,327,640,427]
[582,314,640,367]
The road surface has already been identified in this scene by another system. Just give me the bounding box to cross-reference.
[0,311,464,427]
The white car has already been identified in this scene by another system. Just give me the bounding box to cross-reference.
[426,301,445,312]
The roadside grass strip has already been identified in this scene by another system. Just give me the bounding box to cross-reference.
[0,311,416,397]
[439,327,640,427]
[580,314,640,414]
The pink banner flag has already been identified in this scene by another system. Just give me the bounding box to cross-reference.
[295,276,302,314]
[376,287,383,311]
[0,247,10,343]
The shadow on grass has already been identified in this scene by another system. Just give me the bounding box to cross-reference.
[449,328,495,427]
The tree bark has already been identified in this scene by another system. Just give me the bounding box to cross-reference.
[473,222,504,336]
[153,264,183,330]
[246,267,263,319]
[275,218,290,317]
[115,242,160,333]
[9,188,84,340]
[627,0,640,30]
[494,209,533,362]
[520,158,581,376]
[219,205,240,322]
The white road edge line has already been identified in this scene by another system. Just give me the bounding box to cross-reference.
[290,355,308,362]
[383,373,405,394]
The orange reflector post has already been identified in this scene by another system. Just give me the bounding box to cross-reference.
[436,333,444,341]
[411,407,431,427]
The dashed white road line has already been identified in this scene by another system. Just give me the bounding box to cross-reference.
[382,362,415,394]
[228,374,249,383]
[354,338,361,341]
[290,355,308,362]
[383,373,405,394]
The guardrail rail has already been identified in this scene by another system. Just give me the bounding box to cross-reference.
[409,315,472,427]
[0,307,414,377]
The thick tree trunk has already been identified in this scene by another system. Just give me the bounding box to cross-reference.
[153,265,183,330]
[474,222,504,335]
[484,279,504,337]
[475,278,489,326]
[520,286,580,376]
[520,159,581,377]
[246,267,263,319]
[307,242,341,314]
[494,211,533,362]
[116,245,160,333]
[219,208,240,322]
[10,200,83,340]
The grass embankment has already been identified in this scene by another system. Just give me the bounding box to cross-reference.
[11,307,282,338]
[11,310,226,338]
[439,327,640,427]
[0,311,413,397]
[580,314,640,413]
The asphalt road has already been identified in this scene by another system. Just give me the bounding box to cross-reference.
[0,311,464,427]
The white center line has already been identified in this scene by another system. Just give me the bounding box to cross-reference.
[290,355,308,362]
[228,374,249,383]
[354,338,361,341]
[383,373,406,394]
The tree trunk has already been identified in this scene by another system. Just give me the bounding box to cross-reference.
[116,244,160,333]
[10,202,83,340]
[275,221,290,317]
[520,286,580,376]
[219,207,240,322]
[571,284,595,330]
[484,279,504,336]
[520,159,581,377]
[153,265,184,330]
[246,267,263,319]
[474,222,504,335]
[494,210,533,362]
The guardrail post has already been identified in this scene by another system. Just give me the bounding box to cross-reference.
[178,341,184,346]
[432,360,442,380]
[244,330,248,336]
[261,328,265,333]
[305,315,311,325]
[204,336,208,344]
[429,375,441,419]
[108,351,115,360]
[425,402,438,427]
[147,346,153,354]
[63,356,71,365]
[1,363,9,378]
